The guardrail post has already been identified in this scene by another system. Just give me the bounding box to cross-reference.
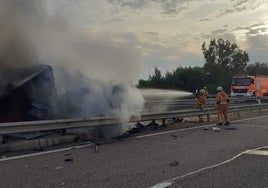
[162,118,166,126]
[259,108,262,115]
[0,135,3,144]
[61,129,66,135]
[206,114,210,122]
[94,127,100,139]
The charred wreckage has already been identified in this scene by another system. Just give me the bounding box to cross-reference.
[0,65,134,142]
[0,65,175,146]
[0,64,127,122]
[0,65,57,123]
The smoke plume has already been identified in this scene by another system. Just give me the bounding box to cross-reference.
[0,0,144,135]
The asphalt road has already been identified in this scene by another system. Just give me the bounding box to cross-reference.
[0,115,268,188]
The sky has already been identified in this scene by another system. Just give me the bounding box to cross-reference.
[62,0,268,80]
[1,0,268,82]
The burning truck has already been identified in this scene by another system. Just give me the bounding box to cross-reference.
[0,64,144,140]
[0,64,142,123]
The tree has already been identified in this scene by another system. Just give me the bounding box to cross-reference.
[202,38,249,89]
[174,67,205,91]
[138,38,252,94]
[137,79,148,88]
[148,67,163,88]
[246,62,268,75]
[137,66,206,92]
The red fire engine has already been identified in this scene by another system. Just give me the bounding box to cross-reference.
[231,75,268,98]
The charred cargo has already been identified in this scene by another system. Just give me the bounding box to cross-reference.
[0,65,57,122]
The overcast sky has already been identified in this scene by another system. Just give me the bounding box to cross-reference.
[53,0,268,79]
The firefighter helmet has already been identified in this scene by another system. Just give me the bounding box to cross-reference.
[200,89,205,94]
[217,86,223,91]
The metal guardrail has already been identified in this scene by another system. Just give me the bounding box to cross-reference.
[142,96,264,113]
[0,117,122,135]
[1,103,268,138]
[140,103,268,122]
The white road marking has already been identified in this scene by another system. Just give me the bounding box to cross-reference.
[0,143,95,162]
[149,145,268,188]
[135,124,215,139]
[234,114,268,122]
[240,124,268,128]
[149,153,243,188]
[150,182,173,188]
[136,115,268,139]
[243,149,268,156]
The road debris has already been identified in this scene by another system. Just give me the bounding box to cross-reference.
[170,135,177,139]
[169,160,179,167]
[33,148,44,152]
[172,117,184,123]
[64,158,74,162]
[224,126,237,130]
[212,127,221,131]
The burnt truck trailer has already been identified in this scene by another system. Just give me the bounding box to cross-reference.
[230,75,268,98]
[0,64,128,123]
[0,65,127,140]
[0,65,57,123]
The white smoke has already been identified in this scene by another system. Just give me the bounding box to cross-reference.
[0,0,144,134]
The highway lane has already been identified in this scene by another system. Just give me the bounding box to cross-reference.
[0,116,268,188]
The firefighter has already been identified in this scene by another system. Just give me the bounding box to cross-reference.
[216,86,230,125]
[196,89,206,122]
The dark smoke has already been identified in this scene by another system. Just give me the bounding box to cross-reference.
[0,0,144,135]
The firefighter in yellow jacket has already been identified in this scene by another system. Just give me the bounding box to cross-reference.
[196,89,206,122]
[216,86,230,125]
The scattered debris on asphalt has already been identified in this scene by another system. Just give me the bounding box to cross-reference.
[224,126,237,130]
[171,135,178,139]
[172,117,184,123]
[33,148,44,152]
[64,158,74,162]
[127,120,167,135]
[78,140,99,152]
[212,127,221,131]
[207,126,237,131]
[169,160,179,167]
[147,120,160,128]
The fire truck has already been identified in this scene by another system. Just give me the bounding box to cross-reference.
[230,75,268,98]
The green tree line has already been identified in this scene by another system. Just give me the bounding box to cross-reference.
[138,38,268,94]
